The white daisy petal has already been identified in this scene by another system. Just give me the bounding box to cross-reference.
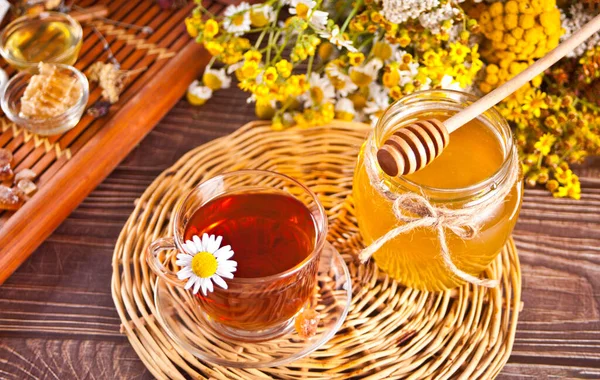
[175,254,192,266]
[184,277,195,290]
[205,279,214,293]
[215,246,234,261]
[217,268,235,279]
[220,261,237,270]
[212,274,228,290]
[203,233,212,250]
[177,267,193,280]
[221,260,238,268]
[176,253,191,261]
[214,235,223,249]
[193,278,202,294]
[184,240,197,254]
[200,279,209,296]
[207,235,218,253]
[193,235,203,251]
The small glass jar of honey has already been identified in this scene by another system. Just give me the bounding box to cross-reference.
[353,90,523,291]
[0,12,83,70]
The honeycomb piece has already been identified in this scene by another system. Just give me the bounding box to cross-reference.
[19,63,82,119]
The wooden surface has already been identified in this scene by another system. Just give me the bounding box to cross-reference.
[0,83,599,379]
[0,0,219,284]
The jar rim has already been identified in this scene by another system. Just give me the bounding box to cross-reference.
[370,89,517,203]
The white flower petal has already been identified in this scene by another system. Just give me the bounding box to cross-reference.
[193,235,203,251]
[176,253,192,261]
[212,274,228,289]
[219,262,237,272]
[217,268,235,279]
[184,277,196,290]
[175,254,192,266]
[184,240,197,254]
[215,246,234,261]
[207,235,218,253]
[177,267,193,280]
[221,260,238,269]
[193,278,202,294]
[214,235,223,249]
[205,279,214,293]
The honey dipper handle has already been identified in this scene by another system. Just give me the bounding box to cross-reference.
[444,12,600,133]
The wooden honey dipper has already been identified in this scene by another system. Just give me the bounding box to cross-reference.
[377,12,600,177]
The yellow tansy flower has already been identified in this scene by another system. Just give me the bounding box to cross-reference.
[204,41,224,56]
[244,50,262,63]
[522,89,548,117]
[263,67,278,85]
[275,59,293,78]
[240,60,259,79]
[204,19,219,39]
[449,42,470,63]
[534,133,556,155]
[348,52,365,66]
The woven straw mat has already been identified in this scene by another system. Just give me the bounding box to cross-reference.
[112,120,522,379]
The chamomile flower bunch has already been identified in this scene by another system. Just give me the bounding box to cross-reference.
[185,0,599,198]
[185,0,482,128]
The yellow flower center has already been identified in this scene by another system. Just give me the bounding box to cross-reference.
[373,42,392,61]
[203,72,222,90]
[232,14,245,26]
[382,70,399,88]
[348,92,367,109]
[191,252,218,278]
[350,70,373,87]
[336,110,354,121]
[311,86,324,103]
[296,3,310,19]
[250,10,269,27]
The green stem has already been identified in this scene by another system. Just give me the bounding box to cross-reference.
[266,29,274,64]
[275,32,293,61]
[340,0,362,34]
[307,54,315,77]
[196,4,216,18]
[255,29,268,49]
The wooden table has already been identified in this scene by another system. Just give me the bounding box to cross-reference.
[1,85,599,379]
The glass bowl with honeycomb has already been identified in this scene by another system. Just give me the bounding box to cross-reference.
[0,12,82,70]
[1,63,89,136]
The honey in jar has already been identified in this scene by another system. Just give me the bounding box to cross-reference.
[353,90,523,291]
[0,12,82,70]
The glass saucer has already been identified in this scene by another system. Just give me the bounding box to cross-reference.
[154,241,352,368]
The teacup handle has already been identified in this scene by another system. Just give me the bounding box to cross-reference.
[146,237,184,287]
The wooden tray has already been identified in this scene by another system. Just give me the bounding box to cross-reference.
[0,0,227,284]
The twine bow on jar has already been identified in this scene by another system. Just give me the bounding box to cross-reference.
[358,192,499,288]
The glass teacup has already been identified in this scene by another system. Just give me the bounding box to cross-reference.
[146,170,328,341]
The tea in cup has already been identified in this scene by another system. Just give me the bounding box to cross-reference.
[146,170,328,341]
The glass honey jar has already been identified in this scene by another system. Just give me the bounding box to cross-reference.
[0,12,83,70]
[353,90,523,291]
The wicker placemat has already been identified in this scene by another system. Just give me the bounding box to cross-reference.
[112,120,522,379]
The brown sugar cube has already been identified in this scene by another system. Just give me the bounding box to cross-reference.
[0,185,25,210]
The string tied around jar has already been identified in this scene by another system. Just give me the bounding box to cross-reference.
[360,134,520,288]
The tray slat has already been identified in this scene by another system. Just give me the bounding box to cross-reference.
[0,0,224,283]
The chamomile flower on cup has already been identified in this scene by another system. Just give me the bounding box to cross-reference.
[176,234,237,296]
